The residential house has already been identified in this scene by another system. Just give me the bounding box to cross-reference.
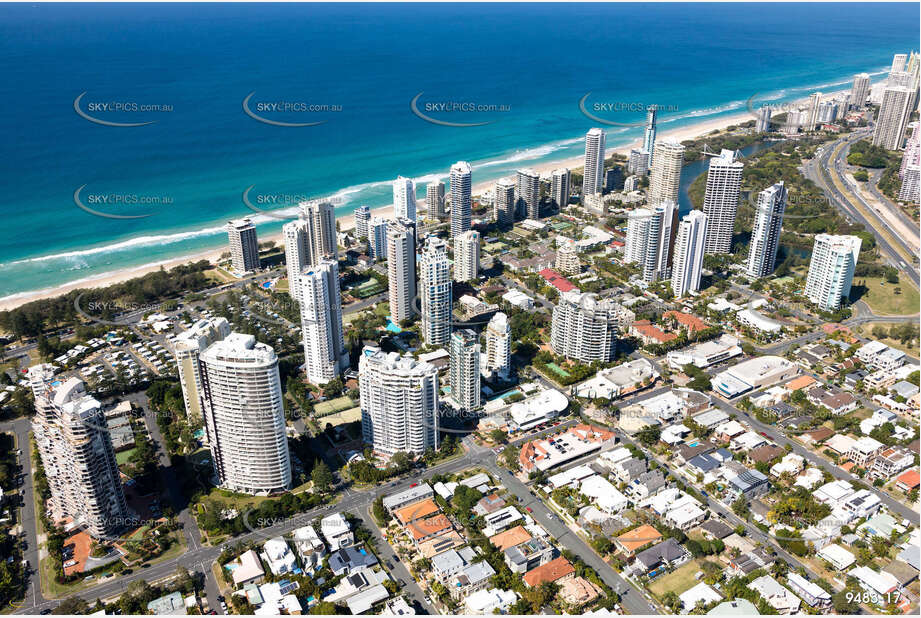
[504,537,556,574]
[261,537,297,576]
[522,556,576,588]
[785,573,831,609]
[320,512,354,551]
[749,575,801,614]
[631,538,690,574]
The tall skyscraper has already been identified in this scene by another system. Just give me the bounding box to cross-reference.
[359,347,439,457]
[850,73,871,108]
[817,100,838,124]
[173,317,231,421]
[605,167,624,192]
[298,259,347,385]
[30,374,128,538]
[200,333,292,495]
[449,329,481,412]
[453,229,480,282]
[784,109,806,134]
[226,217,260,273]
[555,239,580,276]
[647,140,684,206]
[387,218,416,322]
[804,92,822,131]
[494,177,516,226]
[450,161,472,238]
[368,217,388,259]
[891,53,908,74]
[746,182,787,278]
[671,211,708,297]
[419,236,452,346]
[755,106,773,132]
[873,85,913,150]
[426,181,446,220]
[702,149,744,254]
[516,168,541,219]
[805,234,862,311]
[354,205,371,240]
[899,164,920,203]
[550,168,571,211]
[582,128,606,198]
[282,201,338,303]
[485,312,511,380]
[653,200,680,281]
[643,105,658,165]
[551,292,631,363]
[624,208,653,266]
[393,176,416,221]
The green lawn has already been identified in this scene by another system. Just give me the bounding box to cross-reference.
[546,362,572,378]
[851,276,920,316]
[648,560,701,599]
[855,321,920,355]
[315,396,356,416]
[115,448,137,465]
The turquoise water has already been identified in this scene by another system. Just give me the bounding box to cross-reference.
[385,319,402,334]
[0,3,914,302]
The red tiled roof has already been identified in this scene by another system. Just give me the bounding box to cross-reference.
[663,310,708,333]
[896,469,920,490]
[523,556,575,587]
[631,320,678,344]
[539,268,577,293]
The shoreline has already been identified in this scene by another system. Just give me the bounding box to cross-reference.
[0,90,844,313]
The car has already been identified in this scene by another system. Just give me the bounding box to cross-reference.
[409,482,418,488]
[759,431,768,437]
[525,507,532,513]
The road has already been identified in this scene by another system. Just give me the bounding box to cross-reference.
[4,417,41,615]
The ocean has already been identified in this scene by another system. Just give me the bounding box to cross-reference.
[0,2,916,302]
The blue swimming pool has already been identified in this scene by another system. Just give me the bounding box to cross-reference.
[385,318,402,333]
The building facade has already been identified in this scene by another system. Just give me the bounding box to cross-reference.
[582,128,606,197]
[387,218,417,322]
[227,217,260,273]
[173,316,231,420]
[746,182,787,278]
[450,161,473,238]
[393,176,416,221]
[485,312,512,379]
[516,168,541,220]
[426,181,446,220]
[454,230,481,282]
[804,234,861,311]
[550,168,571,211]
[671,210,708,297]
[647,140,684,207]
[702,149,743,254]
[494,177,516,226]
[450,329,481,412]
[551,292,626,363]
[298,259,347,384]
[419,236,452,346]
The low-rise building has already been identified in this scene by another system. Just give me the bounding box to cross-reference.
[713,356,797,398]
[817,543,856,570]
[847,436,885,468]
[522,556,576,588]
[749,575,801,614]
[786,572,831,609]
[464,589,517,615]
[504,537,556,574]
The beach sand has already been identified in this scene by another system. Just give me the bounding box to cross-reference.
[0,90,841,312]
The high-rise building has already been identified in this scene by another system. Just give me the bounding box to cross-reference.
[624,175,639,192]
[387,218,416,322]
[227,217,260,273]
[298,259,347,385]
[817,100,838,124]
[550,168,571,211]
[627,148,650,175]
[624,208,653,266]
[516,168,541,220]
[555,239,580,275]
[899,164,920,203]
[200,333,291,495]
[449,329,481,412]
[671,211,708,297]
[551,292,632,363]
[702,149,744,254]
[746,182,787,278]
[393,176,416,221]
[850,73,871,108]
[873,85,913,150]
[783,109,806,134]
[604,167,624,192]
[805,234,862,311]
[30,374,128,538]
[453,229,480,282]
[891,53,908,74]
[485,312,511,380]
[419,237,452,346]
[450,161,472,238]
[582,128,606,197]
[804,92,822,131]
[283,201,338,303]
[368,217,389,259]
[354,205,371,240]
[173,317,231,420]
[494,177,516,226]
[359,347,438,457]
[426,181,446,220]
[652,200,679,281]
[643,105,658,165]
[900,125,921,176]
[647,140,684,206]
[755,106,773,132]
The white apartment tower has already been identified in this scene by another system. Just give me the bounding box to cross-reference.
[200,333,291,495]
[805,234,862,311]
[550,168,571,211]
[702,149,744,254]
[494,177,516,226]
[551,292,627,363]
[359,347,439,457]
[283,201,338,303]
[450,161,472,238]
[419,236,452,346]
[173,316,231,420]
[624,208,654,266]
[450,329,481,412]
[555,239,580,275]
[368,216,388,259]
[30,374,128,538]
[647,140,684,206]
[873,86,913,150]
[746,182,787,278]
[485,312,512,380]
[227,217,260,273]
[643,106,658,165]
[393,176,417,221]
[354,205,371,240]
[850,73,871,108]
[804,92,822,131]
[298,259,347,385]
[453,229,480,282]
[671,211,708,297]
[426,181,446,220]
[891,53,908,74]
[387,218,417,322]
[628,148,651,176]
[755,106,773,132]
[583,128,606,197]
[651,200,679,282]
[516,168,541,220]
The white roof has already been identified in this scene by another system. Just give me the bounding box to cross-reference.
[814,480,855,503]
[714,419,746,438]
[851,436,884,454]
[580,475,628,512]
[680,583,722,610]
[692,409,730,428]
[818,544,856,568]
[547,464,595,488]
[849,566,899,595]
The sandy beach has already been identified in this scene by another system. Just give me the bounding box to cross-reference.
[0,90,843,313]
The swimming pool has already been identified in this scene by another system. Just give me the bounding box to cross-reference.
[385,318,402,333]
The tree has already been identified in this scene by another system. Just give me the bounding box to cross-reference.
[832,591,859,614]
[489,429,508,444]
[311,460,334,493]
